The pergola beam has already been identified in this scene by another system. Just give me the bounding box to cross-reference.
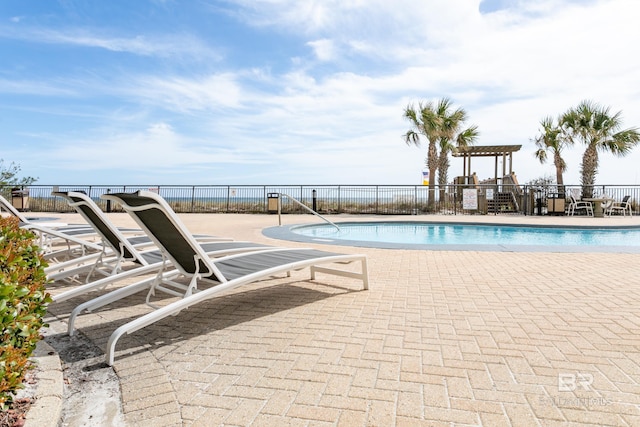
[453,144,521,181]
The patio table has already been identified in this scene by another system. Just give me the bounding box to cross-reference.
[583,197,609,218]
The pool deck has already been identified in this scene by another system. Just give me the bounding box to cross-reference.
[43,212,640,426]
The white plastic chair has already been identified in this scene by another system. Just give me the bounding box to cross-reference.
[606,195,632,216]
[568,194,593,217]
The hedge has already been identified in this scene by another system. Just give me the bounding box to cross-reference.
[0,216,51,409]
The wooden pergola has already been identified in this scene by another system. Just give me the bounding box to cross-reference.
[452,144,522,182]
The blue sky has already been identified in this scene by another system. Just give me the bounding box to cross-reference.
[1,0,640,185]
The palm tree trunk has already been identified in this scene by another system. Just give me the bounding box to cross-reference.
[553,152,565,196]
[581,144,599,198]
[437,152,449,202]
[427,142,438,211]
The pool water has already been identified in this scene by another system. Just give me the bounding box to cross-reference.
[290,222,640,248]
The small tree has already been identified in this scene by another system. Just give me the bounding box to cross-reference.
[526,175,555,188]
[526,175,556,214]
[0,160,37,187]
[533,116,570,195]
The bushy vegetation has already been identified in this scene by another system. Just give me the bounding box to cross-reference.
[0,217,50,409]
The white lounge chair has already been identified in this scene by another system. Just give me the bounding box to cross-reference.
[606,195,633,216]
[568,194,593,217]
[68,190,369,365]
[0,193,140,236]
[49,191,269,302]
[1,193,138,258]
[47,191,164,283]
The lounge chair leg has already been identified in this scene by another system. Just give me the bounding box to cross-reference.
[106,325,127,366]
[67,275,158,336]
[309,257,369,290]
[361,258,369,290]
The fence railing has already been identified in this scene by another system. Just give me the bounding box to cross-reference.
[2,184,639,216]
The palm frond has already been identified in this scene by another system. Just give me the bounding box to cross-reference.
[403,130,421,146]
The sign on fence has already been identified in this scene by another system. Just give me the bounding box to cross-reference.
[462,188,478,210]
[486,189,494,200]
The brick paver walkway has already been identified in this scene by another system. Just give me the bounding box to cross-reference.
[47,213,640,426]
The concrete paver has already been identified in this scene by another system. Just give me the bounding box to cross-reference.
[43,212,640,426]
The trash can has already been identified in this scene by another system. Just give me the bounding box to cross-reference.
[267,193,280,213]
[546,193,565,215]
[11,188,29,211]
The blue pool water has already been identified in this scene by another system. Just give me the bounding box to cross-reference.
[263,222,640,252]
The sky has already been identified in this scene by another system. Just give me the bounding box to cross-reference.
[1,0,640,186]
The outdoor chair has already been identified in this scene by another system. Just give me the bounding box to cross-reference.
[606,195,633,216]
[568,194,593,217]
[0,193,142,236]
[49,191,270,303]
[67,190,369,365]
[1,193,140,259]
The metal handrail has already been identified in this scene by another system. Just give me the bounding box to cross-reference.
[277,193,341,231]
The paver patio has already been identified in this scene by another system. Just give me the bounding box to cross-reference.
[45,213,640,426]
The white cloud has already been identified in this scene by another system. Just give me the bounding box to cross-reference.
[0,26,220,60]
[307,39,335,61]
[127,74,243,112]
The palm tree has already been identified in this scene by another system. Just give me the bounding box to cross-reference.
[403,100,440,211]
[437,125,479,201]
[404,98,475,211]
[560,100,640,198]
[533,116,569,195]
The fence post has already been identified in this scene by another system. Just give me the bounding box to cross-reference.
[106,188,112,212]
[312,189,317,212]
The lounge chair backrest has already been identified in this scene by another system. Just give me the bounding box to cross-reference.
[622,195,631,203]
[0,194,29,223]
[53,191,140,262]
[103,191,223,282]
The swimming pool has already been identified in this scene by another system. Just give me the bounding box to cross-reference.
[263,222,640,253]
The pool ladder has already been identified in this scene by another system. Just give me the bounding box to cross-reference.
[275,193,340,231]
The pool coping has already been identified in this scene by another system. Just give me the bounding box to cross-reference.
[262,220,640,253]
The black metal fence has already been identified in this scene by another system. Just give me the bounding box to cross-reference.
[2,184,639,216]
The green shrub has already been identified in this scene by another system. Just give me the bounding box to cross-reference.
[0,216,51,409]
